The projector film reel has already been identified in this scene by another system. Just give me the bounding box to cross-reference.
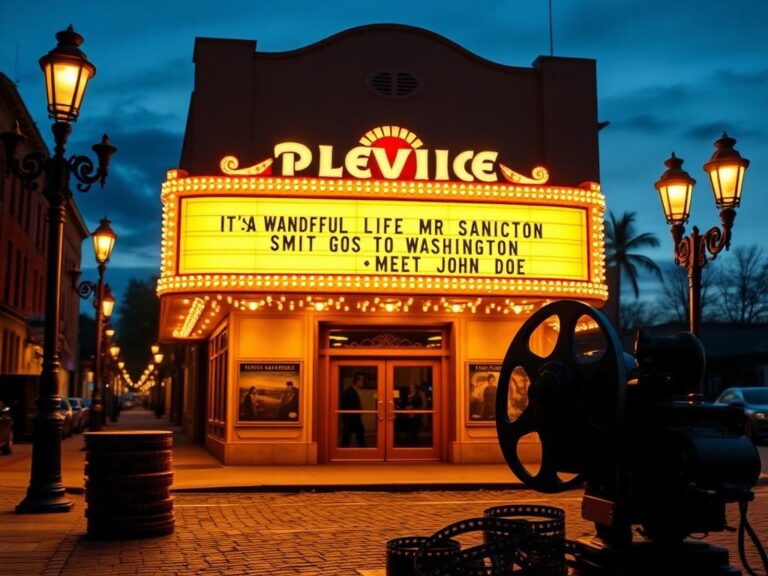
[496,300,626,493]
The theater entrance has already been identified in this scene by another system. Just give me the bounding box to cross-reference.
[328,359,442,462]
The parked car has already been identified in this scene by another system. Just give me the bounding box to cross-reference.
[0,401,13,454]
[715,387,768,445]
[68,398,89,433]
[120,394,134,409]
[59,398,74,438]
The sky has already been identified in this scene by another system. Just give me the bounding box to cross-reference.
[1,0,766,314]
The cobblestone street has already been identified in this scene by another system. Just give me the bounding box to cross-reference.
[1,484,766,575]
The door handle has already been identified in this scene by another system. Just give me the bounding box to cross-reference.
[387,400,395,421]
[377,400,384,421]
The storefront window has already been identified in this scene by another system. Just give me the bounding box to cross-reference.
[207,326,228,439]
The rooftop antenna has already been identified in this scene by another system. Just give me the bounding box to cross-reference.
[548,0,555,56]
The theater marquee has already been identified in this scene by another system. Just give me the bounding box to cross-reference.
[178,197,587,280]
[158,126,608,302]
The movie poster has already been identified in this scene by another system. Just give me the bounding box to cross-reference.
[238,362,301,424]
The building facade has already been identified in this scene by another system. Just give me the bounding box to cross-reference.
[158,26,607,464]
[0,73,88,434]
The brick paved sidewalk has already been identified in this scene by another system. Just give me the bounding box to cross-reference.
[1,486,766,576]
[0,409,530,494]
[1,408,766,575]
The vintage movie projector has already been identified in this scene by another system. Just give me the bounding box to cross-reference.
[496,300,763,575]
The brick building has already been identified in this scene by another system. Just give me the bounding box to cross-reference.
[0,73,88,433]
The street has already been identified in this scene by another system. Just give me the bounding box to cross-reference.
[1,483,766,575]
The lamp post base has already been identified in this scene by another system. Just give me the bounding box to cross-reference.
[89,404,103,432]
[16,490,74,514]
[15,410,74,514]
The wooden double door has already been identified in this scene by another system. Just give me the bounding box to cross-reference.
[329,359,441,462]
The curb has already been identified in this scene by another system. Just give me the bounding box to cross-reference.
[66,474,767,495]
[169,482,525,494]
[165,474,768,493]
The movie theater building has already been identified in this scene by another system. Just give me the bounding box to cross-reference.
[157,25,608,465]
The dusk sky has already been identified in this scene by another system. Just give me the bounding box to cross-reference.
[2,1,766,312]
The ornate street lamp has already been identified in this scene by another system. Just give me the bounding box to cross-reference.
[1,27,116,514]
[74,218,117,432]
[655,133,749,337]
[101,285,116,318]
[92,216,117,266]
[40,26,96,123]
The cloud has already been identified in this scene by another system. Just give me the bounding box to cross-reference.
[100,57,194,95]
[603,83,698,113]
[599,84,699,141]
[612,114,669,134]
[71,125,181,204]
[600,64,768,146]
[65,106,182,275]
[78,266,159,321]
[712,68,768,89]
[683,122,754,142]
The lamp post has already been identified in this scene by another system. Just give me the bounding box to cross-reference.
[109,344,120,421]
[117,361,125,402]
[102,324,115,425]
[152,346,165,418]
[99,294,115,425]
[74,218,117,431]
[147,363,157,414]
[0,27,116,513]
[654,133,749,337]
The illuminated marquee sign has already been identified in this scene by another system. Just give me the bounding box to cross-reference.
[159,126,607,301]
[178,197,587,280]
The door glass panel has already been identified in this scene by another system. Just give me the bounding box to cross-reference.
[336,414,377,448]
[392,366,433,449]
[394,413,434,448]
[337,365,378,448]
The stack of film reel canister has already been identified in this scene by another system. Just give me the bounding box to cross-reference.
[84,430,174,538]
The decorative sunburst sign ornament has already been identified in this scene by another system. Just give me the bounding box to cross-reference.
[358,125,423,180]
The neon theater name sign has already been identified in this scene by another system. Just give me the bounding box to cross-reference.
[223,127,549,184]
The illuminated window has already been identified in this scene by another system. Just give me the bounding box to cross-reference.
[207,325,228,438]
[327,329,444,349]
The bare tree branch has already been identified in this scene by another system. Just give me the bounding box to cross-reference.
[657,264,714,323]
[710,245,768,323]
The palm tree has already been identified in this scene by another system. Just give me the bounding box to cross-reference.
[604,211,661,328]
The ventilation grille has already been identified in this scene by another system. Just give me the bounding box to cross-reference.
[367,71,421,99]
